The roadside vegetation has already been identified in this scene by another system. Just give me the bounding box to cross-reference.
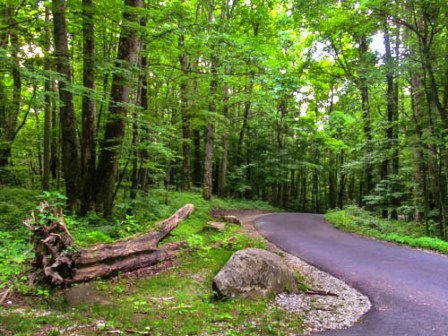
[0,187,306,336]
[325,206,448,255]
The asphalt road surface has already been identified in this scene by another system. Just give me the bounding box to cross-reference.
[254,213,448,336]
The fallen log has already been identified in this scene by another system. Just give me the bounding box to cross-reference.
[24,202,194,285]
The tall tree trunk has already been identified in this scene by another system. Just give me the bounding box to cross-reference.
[383,26,400,219]
[0,6,21,170]
[416,19,447,239]
[218,80,229,196]
[427,106,446,239]
[328,150,337,209]
[52,0,80,210]
[338,152,346,209]
[131,17,148,201]
[43,5,52,191]
[80,0,97,214]
[358,35,374,200]
[237,76,254,166]
[139,53,149,195]
[327,85,337,209]
[313,164,319,213]
[50,79,59,183]
[410,69,429,231]
[193,129,202,187]
[179,2,191,191]
[203,1,217,200]
[96,0,142,218]
[391,33,400,219]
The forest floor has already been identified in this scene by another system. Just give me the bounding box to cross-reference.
[0,190,305,335]
[0,189,373,335]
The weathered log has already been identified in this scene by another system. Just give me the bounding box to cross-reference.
[25,202,194,285]
[75,203,194,265]
[70,249,177,283]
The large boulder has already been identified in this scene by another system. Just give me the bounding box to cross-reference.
[213,248,298,299]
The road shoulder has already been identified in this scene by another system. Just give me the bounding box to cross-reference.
[237,212,372,334]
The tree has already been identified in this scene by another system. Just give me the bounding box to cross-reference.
[52,0,80,210]
[0,4,21,172]
[80,0,97,214]
[96,0,143,218]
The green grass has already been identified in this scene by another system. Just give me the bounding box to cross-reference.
[0,188,305,335]
[325,206,448,254]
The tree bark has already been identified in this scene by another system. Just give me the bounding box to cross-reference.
[383,26,400,219]
[179,1,191,192]
[0,6,21,171]
[193,129,202,187]
[410,68,429,231]
[43,5,52,191]
[80,0,97,214]
[358,35,374,199]
[52,0,80,210]
[203,1,217,200]
[25,203,194,285]
[96,0,142,218]
[139,53,149,195]
[218,80,229,196]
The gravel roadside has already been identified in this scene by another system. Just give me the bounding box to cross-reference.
[233,212,372,335]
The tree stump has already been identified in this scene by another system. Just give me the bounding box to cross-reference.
[24,202,194,285]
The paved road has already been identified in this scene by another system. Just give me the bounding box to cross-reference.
[254,213,448,336]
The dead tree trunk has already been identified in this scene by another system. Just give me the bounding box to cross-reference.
[25,203,194,286]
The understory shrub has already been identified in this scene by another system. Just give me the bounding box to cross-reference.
[325,206,448,255]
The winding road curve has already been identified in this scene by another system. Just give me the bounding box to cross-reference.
[254,213,448,336]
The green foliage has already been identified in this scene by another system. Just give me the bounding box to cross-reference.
[0,188,304,335]
[0,187,39,231]
[326,207,448,255]
[0,231,29,292]
[82,231,113,244]
[0,188,41,292]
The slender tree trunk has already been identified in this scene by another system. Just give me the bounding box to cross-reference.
[416,24,447,238]
[50,79,59,182]
[203,123,215,200]
[358,35,374,200]
[427,109,446,239]
[96,0,142,218]
[327,85,337,209]
[43,6,52,191]
[383,26,400,219]
[0,7,21,170]
[139,53,149,195]
[129,103,140,202]
[203,1,217,200]
[391,36,400,219]
[237,75,254,166]
[218,80,229,196]
[52,0,80,210]
[410,70,429,231]
[179,3,191,191]
[313,168,319,213]
[34,101,43,175]
[130,63,144,202]
[338,152,346,209]
[301,168,307,211]
[80,0,97,214]
[328,150,337,209]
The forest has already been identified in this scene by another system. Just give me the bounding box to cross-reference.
[2,0,448,334]
[1,0,448,240]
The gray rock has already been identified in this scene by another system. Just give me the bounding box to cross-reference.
[205,221,226,231]
[213,248,298,299]
[223,215,241,225]
[63,283,112,306]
